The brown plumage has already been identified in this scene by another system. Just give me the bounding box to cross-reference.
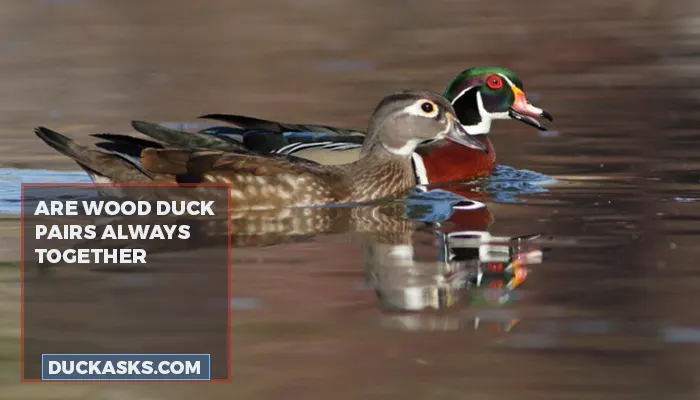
[34,90,488,210]
[136,145,416,208]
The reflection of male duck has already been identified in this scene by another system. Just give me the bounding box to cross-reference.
[365,228,546,312]
[370,227,546,333]
[359,190,550,331]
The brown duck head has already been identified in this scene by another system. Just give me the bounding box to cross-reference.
[361,89,489,157]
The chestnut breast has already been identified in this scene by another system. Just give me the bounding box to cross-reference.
[416,136,496,184]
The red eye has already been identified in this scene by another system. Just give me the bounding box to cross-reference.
[487,75,503,89]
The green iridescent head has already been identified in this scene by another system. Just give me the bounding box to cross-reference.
[442,66,552,135]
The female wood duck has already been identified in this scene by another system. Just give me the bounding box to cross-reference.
[34,90,488,210]
[131,66,552,185]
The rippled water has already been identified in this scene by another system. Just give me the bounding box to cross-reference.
[2,1,700,398]
[0,164,554,215]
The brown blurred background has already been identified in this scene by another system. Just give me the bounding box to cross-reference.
[0,0,697,173]
[2,0,700,399]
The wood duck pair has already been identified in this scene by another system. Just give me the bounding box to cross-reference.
[135,66,552,185]
[35,90,488,210]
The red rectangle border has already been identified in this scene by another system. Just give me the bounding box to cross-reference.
[21,182,233,382]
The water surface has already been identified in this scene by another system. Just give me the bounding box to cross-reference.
[1,1,700,399]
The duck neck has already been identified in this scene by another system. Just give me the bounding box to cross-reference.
[452,88,492,136]
[344,144,416,202]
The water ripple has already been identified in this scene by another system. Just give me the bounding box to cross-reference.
[0,168,91,215]
[485,165,555,203]
[0,165,554,214]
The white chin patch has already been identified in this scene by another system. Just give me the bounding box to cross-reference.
[463,92,493,136]
[462,89,512,136]
[491,111,511,121]
[384,138,425,156]
[463,123,488,136]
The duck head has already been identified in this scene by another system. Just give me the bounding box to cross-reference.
[367,90,490,156]
[443,66,553,135]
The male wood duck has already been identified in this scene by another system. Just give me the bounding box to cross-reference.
[130,66,552,185]
[34,90,488,210]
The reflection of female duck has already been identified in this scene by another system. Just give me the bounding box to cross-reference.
[40,192,495,263]
[35,189,546,333]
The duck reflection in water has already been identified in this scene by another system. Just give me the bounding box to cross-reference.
[33,187,549,332]
[362,189,547,332]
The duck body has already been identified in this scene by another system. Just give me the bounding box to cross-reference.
[192,118,497,185]
[33,127,414,209]
[138,145,416,209]
[176,66,551,185]
[35,90,489,210]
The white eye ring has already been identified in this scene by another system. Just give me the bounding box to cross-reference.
[421,101,436,114]
[407,100,439,118]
